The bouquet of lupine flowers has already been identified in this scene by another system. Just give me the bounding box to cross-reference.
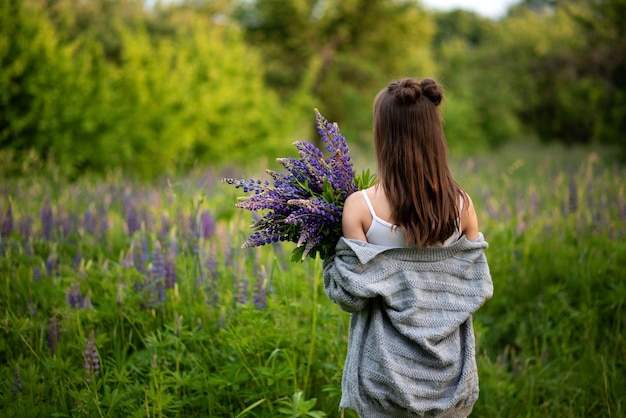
[224,109,375,261]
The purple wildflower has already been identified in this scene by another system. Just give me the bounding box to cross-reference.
[46,252,59,277]
[223,110,358,260]
[48,316,60,356]
[74,250,83,269]
[32,266,42,282]
[315,109,351,157]
[236,274,249,305]
[66,283,84,308]
[83,206,98,235]
[142,241,166,310]
[1,201,13,237]
[11,364,24,393]
[140,234,150,273]
[151,241,165,283]
[164,238,177,289]
[200,210,216,239]
[59,211,77,239]
[124,198,139,236]
[40,198,54,240]
[19,215,33,241]
[254,265,268,310]
[197,245,219,307]
[98,205,109,235]
[83,330,100,383]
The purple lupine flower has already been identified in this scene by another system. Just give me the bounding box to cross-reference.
[46,252,59,277]
[136,240,165,311]
[66,283,84,309]
[24,240,33,256]
[83,330,100,383]
[59,211,77,240]
[1,201,13,237]
[19,215,33,241]
[48,316,60,356]
[143,241,166,309]
[97,203,109,236]
[124,198,139,236]
[32,266,42,282]
[40,198,54,240]
[151,241,165,283]
[11,364,24,393]
[164,238,177,289]
[196,244,219,306]
[236,274,249,305]
[315,109,351,157]
[140,234,150,274]
[83,206,98,235]
[206,246,219,306]
[329,149,358,197]
[74,250,83,269]
[200,210,216,239]
[223,110,359,261]
[254,265,268,310]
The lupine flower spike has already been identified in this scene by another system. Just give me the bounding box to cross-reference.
[11,364,24,393]
[224,109,372,261]
[83,330,100,383]
[1,201,13,237]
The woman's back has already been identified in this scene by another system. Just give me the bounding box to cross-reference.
[342,185,477,246]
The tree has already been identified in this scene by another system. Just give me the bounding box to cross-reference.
[232,0,436,146]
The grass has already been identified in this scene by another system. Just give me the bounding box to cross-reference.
[0,142,625,417]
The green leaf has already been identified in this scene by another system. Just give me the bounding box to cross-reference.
[354,169,377,190]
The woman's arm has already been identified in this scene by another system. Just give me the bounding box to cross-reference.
[461,194,479,241]
[342,191,369,242]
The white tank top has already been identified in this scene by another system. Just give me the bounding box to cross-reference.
[361,190,462,248]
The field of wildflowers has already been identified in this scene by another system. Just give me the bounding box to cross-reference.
[1,141,625,417]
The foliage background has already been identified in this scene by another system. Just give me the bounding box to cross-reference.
[2,0,625,179]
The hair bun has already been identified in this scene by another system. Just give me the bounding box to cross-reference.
[391,78,422,104]
[389,78,443,106]
[420,78,443,105]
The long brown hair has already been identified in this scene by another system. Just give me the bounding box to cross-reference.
[373,77,466,247]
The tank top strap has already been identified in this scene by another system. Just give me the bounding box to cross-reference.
[360,190,377,218]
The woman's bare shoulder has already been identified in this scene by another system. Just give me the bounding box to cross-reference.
[342,190,369,241]
[461,192,479,241]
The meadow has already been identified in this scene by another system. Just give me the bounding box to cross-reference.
[1,142,625,417]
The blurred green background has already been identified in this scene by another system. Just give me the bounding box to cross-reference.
[1,0,625,179]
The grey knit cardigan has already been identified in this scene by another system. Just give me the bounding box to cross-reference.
[323,234,493,418]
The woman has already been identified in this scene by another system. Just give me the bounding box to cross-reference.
[323,77,493,417]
